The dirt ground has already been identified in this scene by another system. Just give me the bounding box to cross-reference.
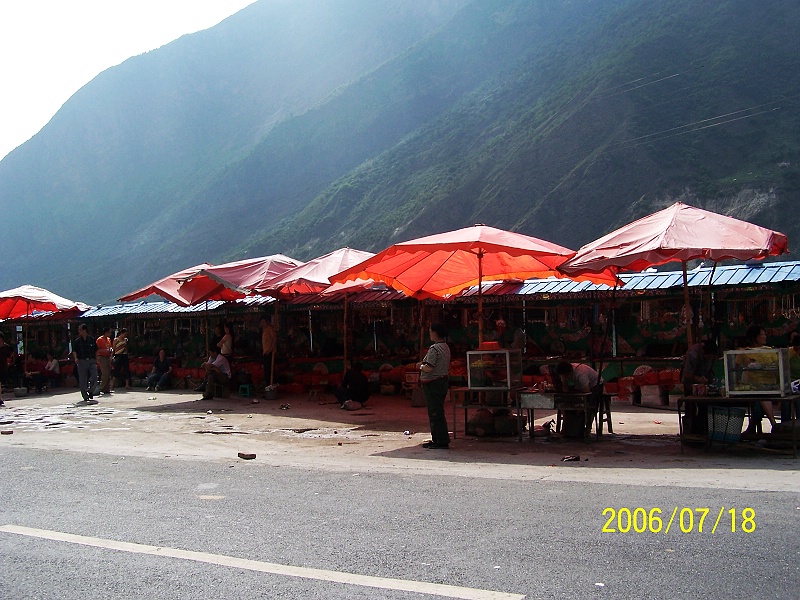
[1,386,798,492]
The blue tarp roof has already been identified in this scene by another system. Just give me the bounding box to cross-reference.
[468,260,800,297]
[77,260,800,318]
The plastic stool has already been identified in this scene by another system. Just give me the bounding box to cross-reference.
[597,393,613,435]
[238,384,252,398]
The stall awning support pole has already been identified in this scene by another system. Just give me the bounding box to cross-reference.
[308,309,314,354]
[270,300,278,387]
[343,294,348,367]
[683,261,694,344]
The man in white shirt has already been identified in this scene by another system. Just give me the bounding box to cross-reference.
[199,348,231,400]
[556,361,602,435]
[556,361,599,393]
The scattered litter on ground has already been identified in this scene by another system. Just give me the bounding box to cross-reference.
[561,455,580,462]
[237,452,256,460]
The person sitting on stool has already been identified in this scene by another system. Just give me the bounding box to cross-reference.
[44,351,60,388]
[556,361,601,433]
[196,348,231,400]
[334,361,370,409]
[146,348,173,391]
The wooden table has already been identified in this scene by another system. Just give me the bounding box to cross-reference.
[678,394,798,457]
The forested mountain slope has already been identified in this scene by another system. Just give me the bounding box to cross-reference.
[0,0,797,303]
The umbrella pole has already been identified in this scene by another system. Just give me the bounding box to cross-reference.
[24,300,30,359]
[343,293,348,367]
[270,300,278,386]
[204,300,209,355]
[706,261,718,341]
[682,262,694,344]
[594,282,618,379]
[418,300,426,358]
[478,251,484,345]
[308,309,313,354]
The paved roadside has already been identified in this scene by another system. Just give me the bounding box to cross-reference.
[1,387,798,492]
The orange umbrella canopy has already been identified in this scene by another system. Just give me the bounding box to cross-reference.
[176,254,304,304]
[559,202,789,276]
[118,263,213,306]
[0,285,91,320]
[331,224,617,299]
[255,248,376,296]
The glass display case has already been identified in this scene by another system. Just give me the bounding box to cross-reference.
[466,349,522,391]
[723,348,791,396]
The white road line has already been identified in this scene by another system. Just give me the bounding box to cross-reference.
[1,524,525,600]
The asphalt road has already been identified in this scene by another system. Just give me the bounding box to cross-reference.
[2,444,799,599]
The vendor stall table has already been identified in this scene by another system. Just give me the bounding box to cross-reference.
[450,386,522,440]
[518,390,603,442]
[678,395,798,457]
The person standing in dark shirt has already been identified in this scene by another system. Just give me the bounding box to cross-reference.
[417,323,452,450]
[72,324,98,405]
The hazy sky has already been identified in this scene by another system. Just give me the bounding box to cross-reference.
[0,0,257,161]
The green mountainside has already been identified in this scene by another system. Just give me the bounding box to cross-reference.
[0,0,798,304]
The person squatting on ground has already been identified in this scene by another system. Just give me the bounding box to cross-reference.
[334,361,370,409]
[418,322,451,449]
[72,324,98,405]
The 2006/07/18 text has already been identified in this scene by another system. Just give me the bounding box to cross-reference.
[602,507,756,534]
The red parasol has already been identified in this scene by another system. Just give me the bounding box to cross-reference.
[118,263,213,306]
[558,202,789,342]
[331,224,618,342]
[176,254,304,304]
[0,285,91,320]
[0,285,91,360]
[254,248,375,296]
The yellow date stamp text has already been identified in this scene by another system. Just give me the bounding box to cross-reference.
[601,507,756,533]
